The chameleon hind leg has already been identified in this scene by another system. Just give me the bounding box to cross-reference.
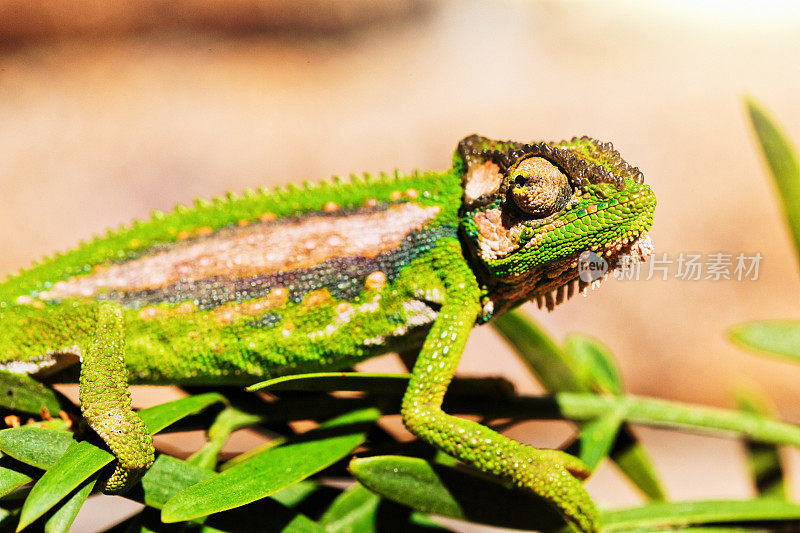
[399,244,598,532]
[78,302,154,492]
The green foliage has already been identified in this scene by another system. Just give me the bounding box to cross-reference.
[350,455,566,530]
[601,499,800,531]
[138,392,228,435]
[161,408,378,523]
[18,441,110,530]
[1,337,800,531]
[0,372,63,415]
[732,98,800,371]
[746,97,800,265]
[730,320,800,361]
[1,96,800,531]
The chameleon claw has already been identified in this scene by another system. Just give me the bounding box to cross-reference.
[515,449,598,532]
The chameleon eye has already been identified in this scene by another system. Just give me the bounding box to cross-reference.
[509,157,572,218]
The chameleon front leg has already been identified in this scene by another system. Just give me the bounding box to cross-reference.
[400,246,598,532]
[78,302,154,492]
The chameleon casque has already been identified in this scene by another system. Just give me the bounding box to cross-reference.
[0,135,655,532]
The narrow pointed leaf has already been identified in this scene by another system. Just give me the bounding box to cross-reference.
[350,455,566,530]
[249,373,513,398]
[746,97,800,262]
[44,473,98,533]
[138,461,324,531]
[220,438,286,470]
[0,427,73,469]
[188,406,263,470]
[564,334,623,394]
[138,392,227,435]
[140,455,214,509]
[0,458,34,498]
[0,371,62,415]
[601,499,800,530]
[734,387,786,499]
[575,406,626,469]
[248,373,412,393]
[407,513,447,531]
[608,434,666,501]
[730,320,800,362]
[492,310,589,392]
[17,441,112,530]
[0,509,11,528]
[319,483,380,533]
[162,408,378,523]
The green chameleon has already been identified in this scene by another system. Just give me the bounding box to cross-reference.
[0,135,655,532]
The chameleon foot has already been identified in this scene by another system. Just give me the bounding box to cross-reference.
[403,405,598,532]
[79,303,154,493]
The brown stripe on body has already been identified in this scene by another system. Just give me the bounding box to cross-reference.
[40,203,441,301]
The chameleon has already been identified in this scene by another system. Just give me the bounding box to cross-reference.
[0,134,655,532]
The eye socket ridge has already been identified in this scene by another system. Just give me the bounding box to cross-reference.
[509,157,572,218]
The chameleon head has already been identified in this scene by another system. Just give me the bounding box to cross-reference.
[456,134,656,319]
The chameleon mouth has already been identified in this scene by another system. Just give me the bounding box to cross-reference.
[533,230,653,310]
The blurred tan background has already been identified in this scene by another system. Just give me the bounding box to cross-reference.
[2,0,800,530]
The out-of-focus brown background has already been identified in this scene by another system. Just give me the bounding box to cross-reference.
[2,0,800,530]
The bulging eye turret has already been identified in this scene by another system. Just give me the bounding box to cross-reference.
[509,157,572,218]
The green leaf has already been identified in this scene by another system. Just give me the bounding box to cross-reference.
[608,434,666,502]
[350,455,566,530]
[734,387,786,499]
[319,483,380,533]
[140,455,214,509]
[730,320,800,362]
[564,334,623,394]
[0,458,34,498]
[188,406,262,470]
[271,481,319,508]
[575,405,626,470]
[492,310,590,392]
[44,473,97,533]
[407,513,447,531]
[249,373,513,398]
[601,499,800,530]
[248,372,411,393]
[219,438,285,471]
[746,97,800,263]
[17,440,112,531]
[0,427,73,469]
[138,392,227,435]
[0,371,63,415]
[0,509,12,528]
[162,407,379,523]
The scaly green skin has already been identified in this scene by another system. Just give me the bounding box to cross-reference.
[0,135,655,532]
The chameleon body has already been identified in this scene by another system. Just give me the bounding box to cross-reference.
[0,135,655,532]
